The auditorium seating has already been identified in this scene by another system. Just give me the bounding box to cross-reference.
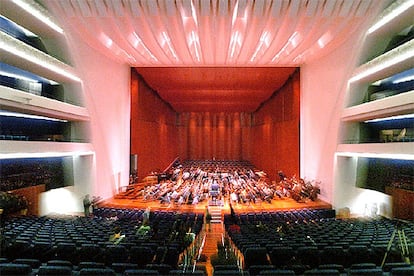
[2,207,413,275]
[1,208,204,275]
[224,209,414,273]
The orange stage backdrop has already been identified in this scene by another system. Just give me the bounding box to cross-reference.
[130,70,180,180]
[251,71,300,180]
[131,69,299,181]
[177,112,252,161]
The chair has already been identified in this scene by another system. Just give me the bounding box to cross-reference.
[259,269,296,276]
[79,267,116,275]
[78,243,104,263]
[213,270,250,276]
[382,262,411,272]
[259,269,295,275]
[146,263,173,275]
[0,258,9,263]
[243,247,269,268]
[390,266,414,275]
[125,269,160,275]
[296,246,320,268]
[105,244,129,265]
[54,242,78,263]
[304,268,340,275]
[269,246,294,267]
[46,260,73,269]
[77,261,107,270]
[12,258,41,269]
[37,265,72,275]
[168,270,206,275]
[348,245,371,266]
[320,246,348,266]
[31,241,54,262]
[318,264,344,273]
[111,262,139,273]
[0,263,32,275]
[348,268,383,275]
[248,265,275,275]
[4,241,31,260]
[163,247,180,268]
[287,264,307,275]
[214,265,239,271]
[350,263,377,270]
[129,246,154,267]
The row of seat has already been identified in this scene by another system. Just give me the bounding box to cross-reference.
[211,263,414,276]
[1,259,413,275]
[2,208,203,268]
[224,212,414,270]
[0,260,206,275]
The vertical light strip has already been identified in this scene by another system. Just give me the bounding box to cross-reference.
[12,0,64,34]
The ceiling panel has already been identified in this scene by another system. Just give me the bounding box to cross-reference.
[135,67,296,112]
[41,0,387,113]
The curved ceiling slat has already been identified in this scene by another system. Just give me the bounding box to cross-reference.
[44,0,380,113]
[49,0,373,66]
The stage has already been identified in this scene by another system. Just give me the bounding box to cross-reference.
[99,196,332,214]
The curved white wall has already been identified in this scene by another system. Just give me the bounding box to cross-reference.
[68,37,131,200]
[300,5,392,216]
[36,19,131,213]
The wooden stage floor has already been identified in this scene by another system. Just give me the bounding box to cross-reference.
[100,196,332,214]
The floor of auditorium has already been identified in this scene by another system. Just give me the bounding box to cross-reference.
[101,197,332,276]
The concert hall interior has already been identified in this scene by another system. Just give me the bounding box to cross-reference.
[1,0,414,275]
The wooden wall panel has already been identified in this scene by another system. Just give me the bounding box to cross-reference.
[177,112,246,160]
[130,70,179,181]
[11,184,46,215]
[250,71,300,180]
[131,69,299,183]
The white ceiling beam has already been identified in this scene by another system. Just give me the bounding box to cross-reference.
[270,0,283,17]
[94,0,108,16]
[77,0,92,17]
[306,0,320,17]
[355,0,371,17]
[322,0,337,17]
[339,0,354,17]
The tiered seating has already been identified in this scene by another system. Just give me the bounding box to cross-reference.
[1,208,205,275]
[224,209,414,275]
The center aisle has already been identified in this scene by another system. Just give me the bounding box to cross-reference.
[199,206,226,276]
